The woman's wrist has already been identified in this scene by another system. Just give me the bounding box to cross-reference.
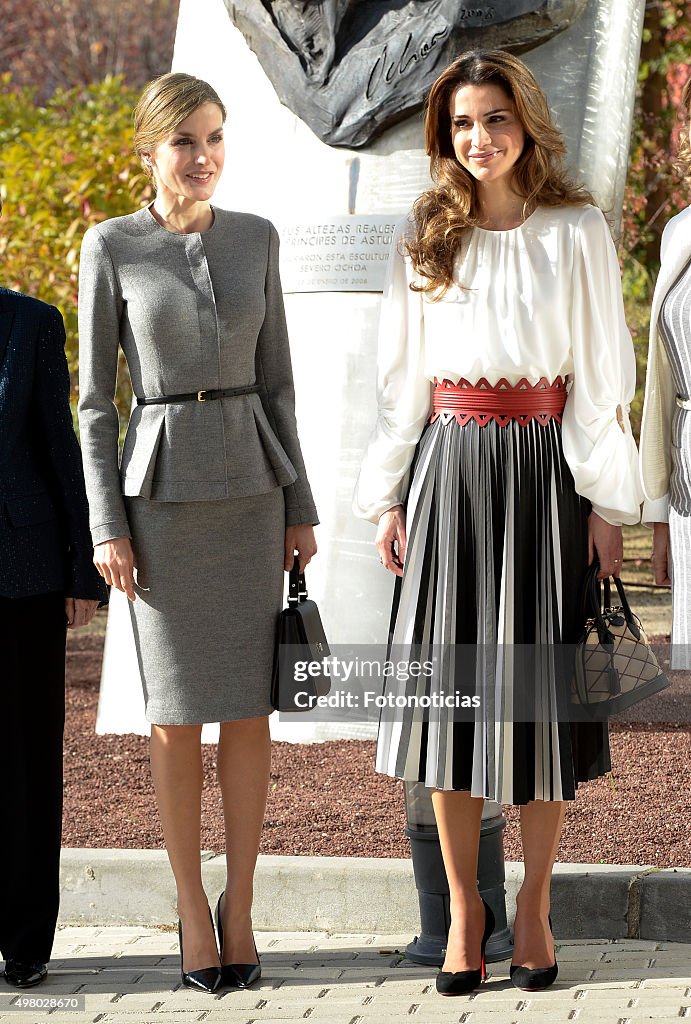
[588,506,622,528]
[379,504,404,520]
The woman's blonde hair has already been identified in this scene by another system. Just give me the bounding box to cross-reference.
[407,49,594,295]
[675,75,691,180]
[133,72,227,177]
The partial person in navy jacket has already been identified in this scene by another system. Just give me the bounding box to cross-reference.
[0,200,107,989]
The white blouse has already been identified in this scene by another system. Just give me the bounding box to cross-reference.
[353,204,642,526]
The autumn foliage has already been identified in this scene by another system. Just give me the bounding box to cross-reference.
[0,77,153,387]
[622,0,691,283]
[618,0,691,431]
[0,0,179,99]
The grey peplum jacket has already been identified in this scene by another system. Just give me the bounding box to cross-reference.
[77,204,318,546]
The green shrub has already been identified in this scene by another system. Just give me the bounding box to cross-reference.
[0,75,151,416]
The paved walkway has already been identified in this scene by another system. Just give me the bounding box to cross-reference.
[1,929,689,1023]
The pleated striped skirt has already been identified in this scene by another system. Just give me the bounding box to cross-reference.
[375,415,611,804]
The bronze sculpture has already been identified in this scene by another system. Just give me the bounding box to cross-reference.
[225,0,588,146]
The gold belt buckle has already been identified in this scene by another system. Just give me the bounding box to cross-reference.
[197,390,208,402]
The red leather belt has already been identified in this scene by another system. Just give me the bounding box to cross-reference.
[430,376,568,427]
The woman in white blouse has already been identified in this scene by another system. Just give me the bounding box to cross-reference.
[354,51,641,996]
[640,76,691,668]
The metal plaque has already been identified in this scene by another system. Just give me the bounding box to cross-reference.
[275,216,397,292]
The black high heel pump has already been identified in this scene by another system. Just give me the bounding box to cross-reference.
[215,892,261,989]
[436,897,495,996]
[510,913,558,991]
[178,908,221,993]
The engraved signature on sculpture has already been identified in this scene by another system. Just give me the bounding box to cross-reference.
[366,27,451,101]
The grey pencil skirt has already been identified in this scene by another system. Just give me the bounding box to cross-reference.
[124,487,285,725]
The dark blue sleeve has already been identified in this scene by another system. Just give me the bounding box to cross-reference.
[33,304,108,603]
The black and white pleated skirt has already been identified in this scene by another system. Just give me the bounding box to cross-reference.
[375,415,611,805]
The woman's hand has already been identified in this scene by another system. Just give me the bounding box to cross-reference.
[587,511,623,579]
[65,598,100,629]
[94,537,136,600]
[651,522,672,587]
[285,524,317,572]
[376,505,406,577]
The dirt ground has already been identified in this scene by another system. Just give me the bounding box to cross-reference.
[63,627,690,868]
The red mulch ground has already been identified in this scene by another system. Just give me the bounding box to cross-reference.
[63,630,691,867]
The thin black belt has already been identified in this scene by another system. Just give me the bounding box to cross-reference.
[137,385,260,406]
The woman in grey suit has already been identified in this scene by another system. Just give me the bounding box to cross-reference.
[640,76,691,669]
[78,73,318,993]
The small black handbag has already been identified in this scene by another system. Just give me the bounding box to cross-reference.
[271,556,331,712]
[571,561,669,719]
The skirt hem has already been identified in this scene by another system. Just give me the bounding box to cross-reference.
[373,764,610,804]
[145,704,274,726]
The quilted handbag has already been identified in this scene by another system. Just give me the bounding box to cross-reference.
[571,561,669,719]
[271,556,331,712]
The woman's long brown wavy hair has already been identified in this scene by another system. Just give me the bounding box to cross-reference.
[407,50,594,295]
[675,74,691,180]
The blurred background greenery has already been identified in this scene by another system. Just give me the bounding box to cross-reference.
[0,0,689,435]
[0,0,177,424]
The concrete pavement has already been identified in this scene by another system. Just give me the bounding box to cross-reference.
[1,929,690,1024]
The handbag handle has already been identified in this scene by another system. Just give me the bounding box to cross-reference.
[608,572,640,638]
[609,574,635,625]
[584,560,639,642]
[287,554,308,605]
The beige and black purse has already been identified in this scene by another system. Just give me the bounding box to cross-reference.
[571,562,669,719]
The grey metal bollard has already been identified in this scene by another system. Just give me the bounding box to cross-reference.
[403,782,513,965]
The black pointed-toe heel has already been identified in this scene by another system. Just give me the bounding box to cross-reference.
[215,892,261,989]
[226,939,261,989]
[178,909,221,993]
[510,913,558,991]
[436,897,495,996]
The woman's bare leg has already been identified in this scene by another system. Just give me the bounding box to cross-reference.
[431,790,486,972]
[513,799,565,967]
[149,723,220,973]
[216,716,271,965]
